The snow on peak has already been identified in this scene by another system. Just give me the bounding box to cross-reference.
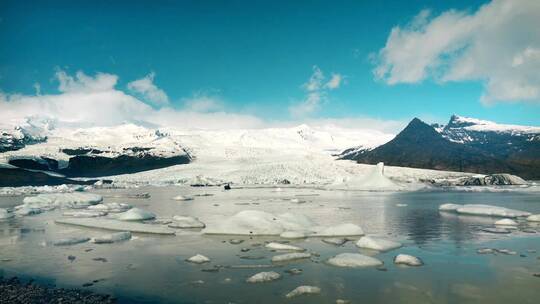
[447,115,540,134]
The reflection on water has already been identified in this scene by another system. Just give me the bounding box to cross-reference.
[1,187,540,303]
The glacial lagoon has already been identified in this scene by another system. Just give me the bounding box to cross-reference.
[1,186,540,303]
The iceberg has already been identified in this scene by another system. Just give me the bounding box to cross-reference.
[186,254,210,264]
[341,162,402,191]
[326,253,383,268]
[356,236,402,251]
[14,206,42,216]
[203,210,299,236]
[55,218,176,235]
[494,218,518,226]
[22,193,103,209]
[91,231,132,244]
[0,208,14,219]
[265,242,305,252]
[394,254,423,266]
[172,195,194,201]
[62,210,107,218]
[438,203,462,211]
[52,237,90,246]
[88,202,131,213]
[116,208,156,221]
[527,214,540,222]
[315,223,364,237]
[456,204,530,218]
[285,286,321,298]
[169,216,205,229]
[271,252,311,263]
[280,231,307,239]
[322,238,347,246]
[246,271,281,283]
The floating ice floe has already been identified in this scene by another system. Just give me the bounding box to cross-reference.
[0,208,14,219]
[14,206,42,216]
[326,253,383,268]
[116,208,156,221]
[92,231,132,244]
[280,231,307,239]
[186,254,210,264]
[527,214,540,222]
[289,198,305,204]
[315,223,364,237]
[62,210,107,218]
[494,218,518,226]
[52,237,90,246]
[271,252,311,263]
[88,203,131,213]
[439,204,530,218]
[22,193,103,210]
[265,242,305,252]
[482,227,511,234]
[285,286,321,298]
[394,254,423,266]
[356,236,402,251]
[169,216,205,229]
[173,195,194,201]
[55,218,176,234]
[246,271,281,283]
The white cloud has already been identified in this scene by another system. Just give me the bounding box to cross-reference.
[0,70,399,133]
[289,66,344,116]
[182,93,224,112]
[127,72,169,106]
[373,0,540,104]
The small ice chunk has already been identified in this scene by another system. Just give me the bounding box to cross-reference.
[173,195,194,201]
[316,223,364,237]
[0,208,14,219]
[527,214,540,222]
[394,254,423,266]
[439,203,462,211]
[186,254,210,264]
[456,204,530,218]
[62,210,107,218]
[88,203,131,213]
[336,300,351,304]
[265,242,305,252]
[15,207,42,216]
[55,218,176,235]
[396,203,408,207]
[290,198,305,204]
[22,193,103,209]
[246,271,281,283]
[169,216,206,228]
[92,231,132,244]
[322,238,347,246]
[356,236,402,251]
[494,218,518,226]
[285,286,321,298]
[477,248,495,254]
[116,208,156,221]
[271,252,311,263]
[52,237,90,246]
[327,253,383,268]
[280,231,307,239]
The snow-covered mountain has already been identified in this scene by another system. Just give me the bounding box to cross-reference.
[342,115,540,179]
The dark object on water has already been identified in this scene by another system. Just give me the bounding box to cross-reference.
[224,183,231,190]
[0,167,97,187]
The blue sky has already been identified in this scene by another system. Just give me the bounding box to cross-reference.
[1,0,539,127]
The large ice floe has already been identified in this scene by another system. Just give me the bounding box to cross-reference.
[326,253,383,268]
[246,271,281,283]
[202,210,363,237]
[271,252,311,263]
[285,286,321,298]
[0,208,14,219]
[169,216,205,229]
[55,218,176,235]
[527,214,540,222]
[116,208,156,221]
[20,193,103,210]
[265,242,305,252]
[393,254,423,266]
[91,231,132,244]
[88,202,131,213]
[438,203,531,218]
[356,236,402,251]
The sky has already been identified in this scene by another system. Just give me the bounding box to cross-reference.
[1,0,539,131]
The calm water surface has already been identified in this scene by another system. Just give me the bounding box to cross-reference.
[1,186,540,303]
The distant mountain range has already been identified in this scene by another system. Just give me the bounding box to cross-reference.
[340,115,540,179]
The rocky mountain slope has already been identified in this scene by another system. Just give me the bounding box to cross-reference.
[341,115,540,179]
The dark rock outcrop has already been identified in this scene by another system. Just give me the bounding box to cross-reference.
[0,167,96,187]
